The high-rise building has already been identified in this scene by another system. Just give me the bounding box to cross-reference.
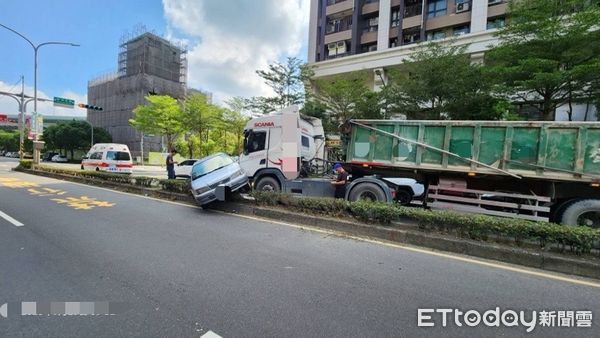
[309,0,506,85]
[87,30,187,157]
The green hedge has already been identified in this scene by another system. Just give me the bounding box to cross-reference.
[159,179,191,194]
[251,192,600,255]
[28,165,190,195]
[17,160,32,169]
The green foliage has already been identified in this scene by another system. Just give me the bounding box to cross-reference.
[252,192,600,254]
[28,165,190,194]
[384,43,502,120]
[486,0,600,120]
[42,120,111,158]
[159,179,191,194]
[0,130,19,151]
[17,160,32,169]
[312,73,382,127]
[247,57,309,114]
[130,95,185,152]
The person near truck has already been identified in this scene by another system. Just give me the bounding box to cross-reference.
[331,163,348,199]
[166,149,178,179]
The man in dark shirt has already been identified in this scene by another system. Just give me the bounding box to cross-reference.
[331,163,348,199]
[166,150,178,179]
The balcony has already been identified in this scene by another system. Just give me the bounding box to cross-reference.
[362,1,379,15]
[404,2,423,18]
[361,30,378,44]
[326,0,353,16]
[324,29,352,44]
[488,2,507,17]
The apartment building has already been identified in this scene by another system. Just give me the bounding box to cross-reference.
[309,0,506,82]
[308,0,597,121]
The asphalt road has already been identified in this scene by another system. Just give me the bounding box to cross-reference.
[0,157,599,337]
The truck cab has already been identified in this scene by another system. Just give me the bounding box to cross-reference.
[238,106,423,204]
[239,105,325,189]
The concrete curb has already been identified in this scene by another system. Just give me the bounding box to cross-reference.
[16,167,600,280]
[210,202,600,280]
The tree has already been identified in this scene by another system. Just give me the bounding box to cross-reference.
[312,74,379,125]
[42,120,110,158]
[247,57,309,114]
[384,43,503,120]
[485,0,600,120]
[181,93,220,157]
[222,101,249,155]
[130,95,184,152]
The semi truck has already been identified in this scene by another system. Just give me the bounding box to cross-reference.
[237,106,600,226]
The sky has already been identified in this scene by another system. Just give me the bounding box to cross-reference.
[0,0,310,117]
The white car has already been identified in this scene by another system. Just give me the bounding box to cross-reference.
[175,159,199,178]
[51,154,68,163]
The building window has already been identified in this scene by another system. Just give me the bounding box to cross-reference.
[326,16,352,34]
[453,25,470,36]
[403,27,421,45]
[404,0,423,18]
[361,43,378,53]
[327,0,347,5]
[426,30,446,41]
[487,17,505,30]
[390,38,399,48]
[391,9,400,27]
[362,16,379,33]
[427,0,447,18]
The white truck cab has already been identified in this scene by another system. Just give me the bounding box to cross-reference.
[239,105,325,190]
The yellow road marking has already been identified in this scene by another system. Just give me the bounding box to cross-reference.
[13,172,600,288]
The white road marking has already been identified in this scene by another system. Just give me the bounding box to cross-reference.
[0,210,24,227]
[200,330,222,338]
[12,171,600,288]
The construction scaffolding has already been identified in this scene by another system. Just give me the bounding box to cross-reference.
[87,26,188,158]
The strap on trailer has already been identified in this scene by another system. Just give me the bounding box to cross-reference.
[350,121,522,179]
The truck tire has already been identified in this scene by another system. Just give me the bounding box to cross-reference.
[560,199,600,228]
[255,176,281,192]
[348,182,386,202]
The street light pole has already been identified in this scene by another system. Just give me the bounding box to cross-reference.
[0,23,80,158]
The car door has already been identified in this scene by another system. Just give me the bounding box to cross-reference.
[239,130,268,178]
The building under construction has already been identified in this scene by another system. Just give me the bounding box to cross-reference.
[87,28,187,158]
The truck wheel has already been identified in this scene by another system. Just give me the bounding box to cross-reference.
[560,199,600,228]
[349,183,386,202]
[255,176,281,192]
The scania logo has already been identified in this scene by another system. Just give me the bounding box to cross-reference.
[254,121,275,127]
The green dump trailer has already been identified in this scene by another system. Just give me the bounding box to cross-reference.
[343,120,600,225]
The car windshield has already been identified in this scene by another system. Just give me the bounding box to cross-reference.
[191,154,233,180]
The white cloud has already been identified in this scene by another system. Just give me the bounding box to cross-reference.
[0,81,87,118]
[162,0,310,103]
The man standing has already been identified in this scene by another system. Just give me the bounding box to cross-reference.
[331,163,348,199]
[166,149,178,179]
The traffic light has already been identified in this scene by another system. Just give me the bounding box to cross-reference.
[77,103,103,111]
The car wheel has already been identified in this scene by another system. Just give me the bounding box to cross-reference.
[255,176,281,192]
[95,167,100,171]
[81,165,84,170]
[396,188,413,206]
[348,182,387,202]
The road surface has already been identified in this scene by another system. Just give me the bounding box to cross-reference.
[0,157,598,337]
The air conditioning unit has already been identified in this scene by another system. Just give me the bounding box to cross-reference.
[368,45,377,52]
[456,2,470,13]
[336,41,347,54]
[327,43,337,57]
[488,0,502,5]
[326,25,335,34]
[369,17,379,26]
